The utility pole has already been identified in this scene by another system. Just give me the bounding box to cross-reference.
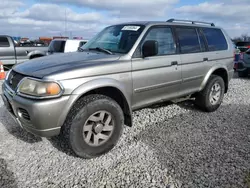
[65,8,67,37]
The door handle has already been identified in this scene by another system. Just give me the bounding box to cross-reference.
[203,57,208,61]
[171,61,178,65]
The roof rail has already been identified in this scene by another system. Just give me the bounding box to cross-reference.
[167,18,215,26]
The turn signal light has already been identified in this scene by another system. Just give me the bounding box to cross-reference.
[46,83,61,95]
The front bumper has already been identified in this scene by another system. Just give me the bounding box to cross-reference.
[1,82,71,137]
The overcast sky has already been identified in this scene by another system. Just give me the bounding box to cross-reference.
[1,0,249,39]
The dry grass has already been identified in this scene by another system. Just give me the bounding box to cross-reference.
[245,172,250,188]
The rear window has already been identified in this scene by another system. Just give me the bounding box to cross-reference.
[48,40,66,53]
[236,42,250,47]
[245,48,250,54]
[202,28,228,51]
[0,37,10,47]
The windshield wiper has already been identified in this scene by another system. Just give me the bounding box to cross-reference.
[88,47,113,55]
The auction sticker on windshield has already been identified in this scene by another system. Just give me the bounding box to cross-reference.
[122,26,140,31]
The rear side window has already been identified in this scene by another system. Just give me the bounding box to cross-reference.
[202,28,228,51]
[176,27,201,53]
[0,37,10,47]
[48,40,66,52]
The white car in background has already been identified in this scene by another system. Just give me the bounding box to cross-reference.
[47,39,88,55]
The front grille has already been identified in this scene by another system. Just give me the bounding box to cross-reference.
[18,108,31,121]
[6,70,26,90]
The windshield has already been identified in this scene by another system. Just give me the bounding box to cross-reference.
[81,24,145,54]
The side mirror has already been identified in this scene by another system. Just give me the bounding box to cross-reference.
[142,40,158,58]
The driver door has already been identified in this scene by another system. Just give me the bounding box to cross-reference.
[131,26,182,109]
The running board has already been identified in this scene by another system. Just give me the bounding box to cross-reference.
[171,95,192,103]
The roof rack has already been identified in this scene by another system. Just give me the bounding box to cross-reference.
[167,18,215,27]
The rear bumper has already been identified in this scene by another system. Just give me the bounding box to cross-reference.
[1,82,71,137]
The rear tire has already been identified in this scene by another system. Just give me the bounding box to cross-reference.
[195,75,225,112]
[61,94,124,159]
[238,71,248,78]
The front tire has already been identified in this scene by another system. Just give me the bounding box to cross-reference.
[195,75,225,112]
[61,94,124,159]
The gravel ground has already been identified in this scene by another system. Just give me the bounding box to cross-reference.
[0,74,250,188]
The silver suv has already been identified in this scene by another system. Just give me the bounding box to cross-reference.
[2,19,234,158]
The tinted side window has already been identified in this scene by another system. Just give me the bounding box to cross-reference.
[143,27,176,55]
[176,28,201,53]
[198,30,206,52]
[202,28,228,51]
[48,41,66,52]
[0,37,10,47]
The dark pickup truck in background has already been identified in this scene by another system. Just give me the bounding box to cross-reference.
[0,35,48,68]
[235,41,250,53]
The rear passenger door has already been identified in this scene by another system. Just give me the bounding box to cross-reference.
[200,27,231,67]
[174,27,209,95]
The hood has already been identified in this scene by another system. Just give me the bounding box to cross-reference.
[13,51,121,78]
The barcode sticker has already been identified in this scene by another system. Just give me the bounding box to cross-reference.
[122,26,141,31]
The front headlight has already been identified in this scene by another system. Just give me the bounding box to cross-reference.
[17,78,63,98]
